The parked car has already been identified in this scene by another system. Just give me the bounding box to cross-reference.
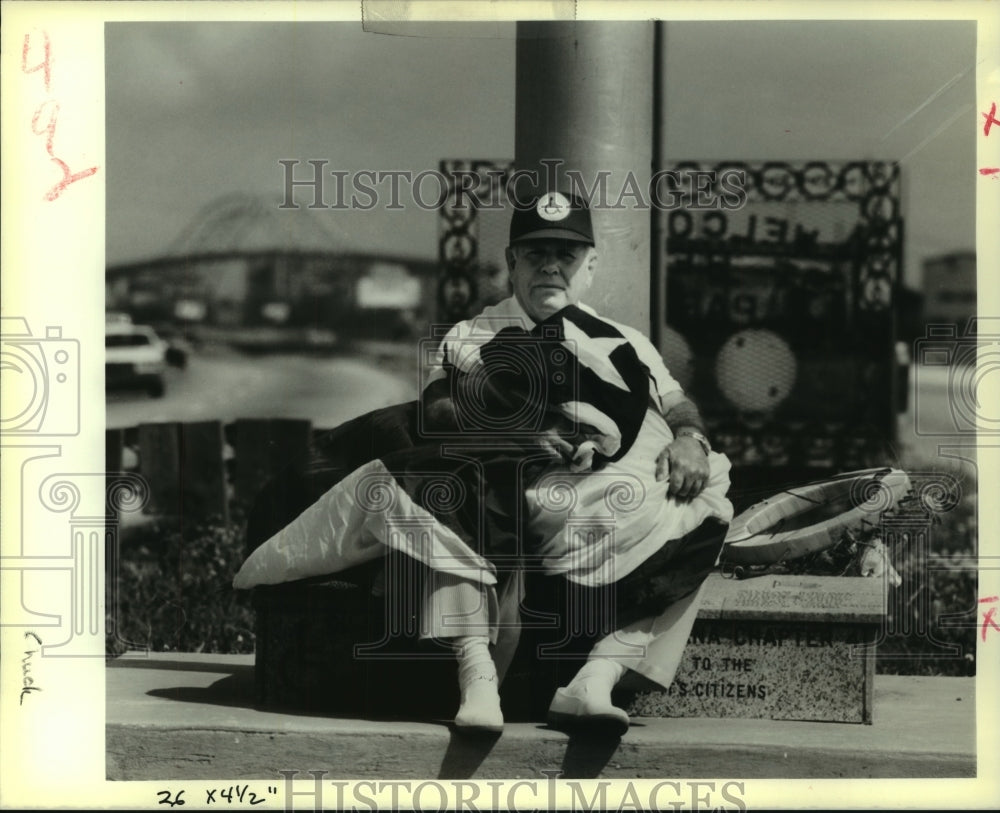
[105,320,169,397]
[151,323,194,369]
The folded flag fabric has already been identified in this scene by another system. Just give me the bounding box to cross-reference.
[232,305,721,593]
[455,306,652,463]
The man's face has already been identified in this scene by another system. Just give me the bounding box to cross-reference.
[505,239,597,323]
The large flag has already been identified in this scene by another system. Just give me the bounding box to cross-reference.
[233,305,655,590]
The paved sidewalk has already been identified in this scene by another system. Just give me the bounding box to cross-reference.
[106,653,976,780]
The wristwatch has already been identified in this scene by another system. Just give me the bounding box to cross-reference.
[676,428,711,456]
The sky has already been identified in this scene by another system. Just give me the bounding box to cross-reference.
[105,20,977,287]
[105,23,517,263]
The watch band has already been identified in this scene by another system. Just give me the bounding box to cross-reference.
[676,428,711,456]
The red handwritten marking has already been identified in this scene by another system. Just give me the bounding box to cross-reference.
[979,168,1000,176]
[21,30,99,201]
[30,100,59,155]
[44,159,99,202]
[979,596,1000,642]
[21,29,51,93]
[983,102,999,137]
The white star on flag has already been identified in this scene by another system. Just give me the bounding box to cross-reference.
[560,318,631,391]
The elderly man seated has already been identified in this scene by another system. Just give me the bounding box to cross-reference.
[234,190,733,735]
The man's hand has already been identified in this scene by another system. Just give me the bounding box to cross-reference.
[538,428,577,464]
[657,391,711,499]
[655,435,709,499]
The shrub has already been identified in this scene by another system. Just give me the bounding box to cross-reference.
[874,484,978,676]
[106,513,255,657]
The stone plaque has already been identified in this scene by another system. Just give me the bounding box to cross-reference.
[696,573,885,623]
[624,574,884,724]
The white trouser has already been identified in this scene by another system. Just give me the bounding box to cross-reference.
[422,571,706,691]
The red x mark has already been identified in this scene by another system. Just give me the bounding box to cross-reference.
[984,102,999,137]
[979,596,1000,642]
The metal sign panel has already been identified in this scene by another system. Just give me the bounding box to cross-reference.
[657,161,902,499]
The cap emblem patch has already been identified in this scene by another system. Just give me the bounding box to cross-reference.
[536,191,571,221]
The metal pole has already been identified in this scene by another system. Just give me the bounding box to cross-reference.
[650,20,665,349]
[515,21,654,334]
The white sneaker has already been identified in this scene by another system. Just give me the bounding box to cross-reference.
[546,684,630,736]
[454,675,504,733]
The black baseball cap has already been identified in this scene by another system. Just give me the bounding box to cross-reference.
[509,190,595,246]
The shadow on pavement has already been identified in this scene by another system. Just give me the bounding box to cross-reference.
[144,669,462,731]
[146,672,257,709]
[437,729,503,779]
[559,730,624,778]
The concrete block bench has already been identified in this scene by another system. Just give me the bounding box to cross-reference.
[250,565,885,725]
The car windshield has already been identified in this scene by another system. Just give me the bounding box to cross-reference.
[106,333,152,348]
